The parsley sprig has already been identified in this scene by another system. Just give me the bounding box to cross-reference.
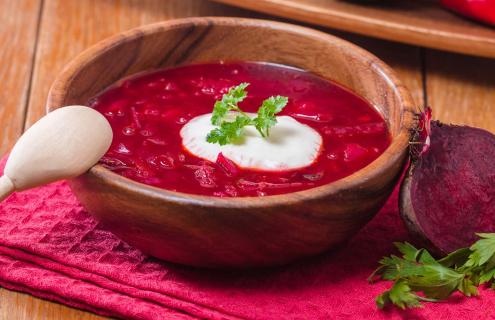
[370,233,495,309]
[206,83,288,145]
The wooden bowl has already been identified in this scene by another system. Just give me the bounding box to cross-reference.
[47,17,418,268]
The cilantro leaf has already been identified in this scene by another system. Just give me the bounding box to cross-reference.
[253,96,288,137]
[211,83,249,125]
[206,116,251,145]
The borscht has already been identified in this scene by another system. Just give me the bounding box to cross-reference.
[90,62,391,197]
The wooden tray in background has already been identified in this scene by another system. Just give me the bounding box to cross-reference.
[211,0,495,59]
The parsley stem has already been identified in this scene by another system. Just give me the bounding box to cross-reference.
[417,296,439,303]
[228,103,251,118]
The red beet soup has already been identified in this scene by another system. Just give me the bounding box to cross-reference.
[90,62,391,197]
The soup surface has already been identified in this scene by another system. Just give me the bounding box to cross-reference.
[91,62,391,197]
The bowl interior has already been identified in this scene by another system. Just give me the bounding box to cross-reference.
[47,17,417,203]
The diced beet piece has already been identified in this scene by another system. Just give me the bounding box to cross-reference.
[143,107,160,117]
[343,143,368,162]
[122,126,135,136]
[130,106,142,129]
[133,160,154,179]
[224,184,239,197]
[99,157,130,170]
[302,171,324,182]
[237,179,304,191]
[183,164,201,170]
[194,165,218,188]
[140,128,154,137]
[145,137,167,146]
[290,113,333,123]
[213,191,227,197]
[290,101,334,123]
[115,143,132,155]
[216,152,239,177]
[148,154,175,170]
[265,181,305,189]
[400,121,495,255]
[201,87,216,95]
[236,179,261,191]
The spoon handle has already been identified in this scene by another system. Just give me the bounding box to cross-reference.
[0,176,14,202]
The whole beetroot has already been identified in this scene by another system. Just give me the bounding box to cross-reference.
[400,119,495,255]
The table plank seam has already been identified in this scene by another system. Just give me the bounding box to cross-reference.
[21,0,45,132]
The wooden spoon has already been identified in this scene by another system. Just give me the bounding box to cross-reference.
[0,106,112,201]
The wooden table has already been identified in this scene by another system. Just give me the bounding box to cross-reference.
[0,0,493,319]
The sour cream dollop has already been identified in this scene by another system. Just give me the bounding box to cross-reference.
[180,113,322,171]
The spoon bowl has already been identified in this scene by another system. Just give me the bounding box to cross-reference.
[0,106,112,202]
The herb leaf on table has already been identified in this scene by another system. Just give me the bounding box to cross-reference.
[371,233,495,309]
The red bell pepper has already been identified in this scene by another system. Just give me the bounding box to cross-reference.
[441,0,495,26]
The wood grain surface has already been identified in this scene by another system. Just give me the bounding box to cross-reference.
[0,0,493,318]
[426,50,495,132]
[211,0,495,59]
[0,0,41,154]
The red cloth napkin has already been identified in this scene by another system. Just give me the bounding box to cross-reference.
[1,159,494,320]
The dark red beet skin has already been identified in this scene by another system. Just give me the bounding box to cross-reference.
[400,121,495,254]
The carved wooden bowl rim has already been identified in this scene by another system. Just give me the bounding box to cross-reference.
[47,17,417,208]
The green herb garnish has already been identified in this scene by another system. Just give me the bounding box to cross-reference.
[206,116,252,146]
[206,83,288,145]
[210,82,250,126]
[370,233,495,309]
[253,95,288,137]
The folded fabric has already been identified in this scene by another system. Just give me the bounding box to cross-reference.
[0,159,493,319]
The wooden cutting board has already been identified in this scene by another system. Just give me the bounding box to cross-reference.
[211,0,495,59]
